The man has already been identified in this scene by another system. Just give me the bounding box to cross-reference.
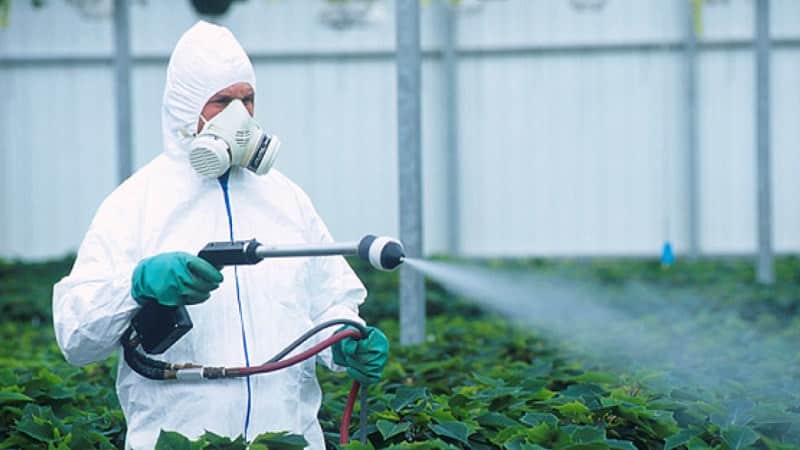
[53,21,388,450]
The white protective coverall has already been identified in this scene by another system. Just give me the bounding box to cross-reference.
[52,21,366,450]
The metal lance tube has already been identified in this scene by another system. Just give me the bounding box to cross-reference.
[252,235,405,272]
[254,242,359,258]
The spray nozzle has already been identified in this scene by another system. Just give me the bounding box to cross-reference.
[358,235,405,271]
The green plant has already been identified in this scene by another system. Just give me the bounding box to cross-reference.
[2,256,800,448]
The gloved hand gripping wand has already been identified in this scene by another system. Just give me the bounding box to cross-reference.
[122,235,404,445]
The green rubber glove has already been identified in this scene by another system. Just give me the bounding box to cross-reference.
[131,252,223,307]
[332,325,389,385]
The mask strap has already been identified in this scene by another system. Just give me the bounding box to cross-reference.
[178,114,210,140]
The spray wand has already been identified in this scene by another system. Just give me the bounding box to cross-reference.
[121,235,405,444]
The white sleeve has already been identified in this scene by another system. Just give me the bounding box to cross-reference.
[298,191,367,370]
[52,192,141,367]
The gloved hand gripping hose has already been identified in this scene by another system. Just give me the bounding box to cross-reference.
[121,319,370,444]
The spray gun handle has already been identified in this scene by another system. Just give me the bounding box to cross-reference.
[130,240,264,355]
[198,239,264,269]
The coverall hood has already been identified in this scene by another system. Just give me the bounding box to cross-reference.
[162,21,256,158]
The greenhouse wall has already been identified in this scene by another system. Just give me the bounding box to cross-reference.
[1,0,799,260]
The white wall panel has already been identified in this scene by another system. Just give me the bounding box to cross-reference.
[458,52,682,256]
[421,60,447,256]
[0,66,116,259]
[0,1,111,57]
[2,0,800,260]
[129,0,443,55]
[772,0,800,39]
[131,65,168,170]
[697,49,756,254]
[253,59,399,243]
[458,0,682,47]
[130,0,437,55]
[772,48,800,252]
[700,0,753,41]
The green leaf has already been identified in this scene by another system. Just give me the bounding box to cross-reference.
[530,387,558,401]
[564,425,605,443]
[478,412,519,428]
[429,405,458,424]
[15,404,63,444]
[520,412,558,427]
[154,430,192,450]
[663,428,701,450]
[15,413,55,443]
[605,439,637,450]
[710,399,755,427]
[472,372,506,387]
[250,431,309,450]
[504,438,548,450]
[721,425,759,450]
[389,387,427,412]
[554,401,592,422]
[340,441,374,450]
[685,437,712,450]
[0,391,33,404]
[197,430,246,449]
[525,423,555,444]
[376,419,411,440]
[475,386,523,401]
[574,372,619,384]
[560,383,605,400]
[557,444,608,450]
[429,421,473,446]
[386,439,460,449]
[373,410,401,421]
[493,425,530,446]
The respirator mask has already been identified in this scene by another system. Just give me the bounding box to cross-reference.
[189,99,280,178]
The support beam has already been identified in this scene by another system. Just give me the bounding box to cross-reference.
[755,0,774,284]
[683,0,700,261]
[440,0,460,255]
[5,37,800,68]
[113,0,133,183]
[396,0,425,345]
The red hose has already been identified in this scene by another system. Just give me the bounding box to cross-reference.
[229,329,362,376]
[340,381,361,444]
[223,329,365,444]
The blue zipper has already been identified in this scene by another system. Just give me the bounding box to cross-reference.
[218,171,253,440]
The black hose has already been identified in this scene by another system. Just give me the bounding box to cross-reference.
[121,319,371,444]
[121,319,368,381]
[121,327,168,380]
[265,319,368,363]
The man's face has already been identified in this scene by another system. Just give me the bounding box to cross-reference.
[196,82,255,133]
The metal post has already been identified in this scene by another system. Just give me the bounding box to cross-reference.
[440,0,460,255]
[755,0,774,284]
[683,0,700,261]
[396,0,425,345]
[113,0,133,183]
